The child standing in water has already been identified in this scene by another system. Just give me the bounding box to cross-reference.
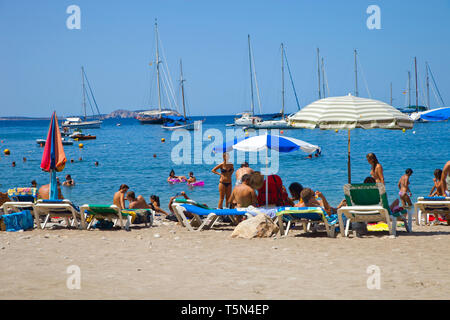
[398,168,413,208]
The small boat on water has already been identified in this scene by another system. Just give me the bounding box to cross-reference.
[70,131,96,140]
[37,138,74,146]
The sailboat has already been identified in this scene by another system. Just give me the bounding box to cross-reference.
[162,60,204,130]
[231,35,268,127]
[409,61,449,122]
[254,43,301,129]
[62,66,103,129]
[137,20,182,125]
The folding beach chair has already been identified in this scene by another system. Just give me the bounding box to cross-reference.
[337,183,411,237]
[1,188,37,216]
[121,208,155,227]
[414,196,450,226]
[173,204,252,231]
[275,207,338,238]
[170,198,213,228]
[80,204,130,231]
[34,199,82,229]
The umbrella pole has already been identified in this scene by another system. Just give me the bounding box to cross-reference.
[347,130,351,184]
[50,170,57,200]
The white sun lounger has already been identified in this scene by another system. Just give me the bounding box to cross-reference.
[414,197,450,226]
[34,199,82,229]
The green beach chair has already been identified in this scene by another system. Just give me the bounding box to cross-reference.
[80,204,130,231]
[337,183,411,237]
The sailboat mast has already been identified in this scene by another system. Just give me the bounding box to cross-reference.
[155,20,162,115]
[180,59,186,119]
[81,66,86,121]
[408,71,411,107]
[426,62,430,109]
[248,35,255,116]
[354,50,359,97]
[390,82,393,105]
[281,43,285,118]
[317,48,321,99]
[414,57,419,111]
[321,58,326,98]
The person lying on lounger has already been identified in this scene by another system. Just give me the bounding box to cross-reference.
[126,191,151,209]
[150,195,170,216]
[288,182,305,207]
[300,188,333,215]
[228,174,257,209]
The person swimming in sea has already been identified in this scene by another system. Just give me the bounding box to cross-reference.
[62,174,75,187]
[398,168,413,208]
[212,152,234,209]
[167,169,186,183]
[187,172,196,184]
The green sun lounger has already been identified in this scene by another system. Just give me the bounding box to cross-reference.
[81,204,130,230]
[337,183,411,237]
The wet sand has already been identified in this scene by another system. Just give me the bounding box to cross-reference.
[1,217,449,300]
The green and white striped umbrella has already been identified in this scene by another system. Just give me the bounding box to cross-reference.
[288,94,414,183]
[288,94,413,130]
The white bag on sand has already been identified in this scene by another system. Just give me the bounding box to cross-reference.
[231,213,279,239]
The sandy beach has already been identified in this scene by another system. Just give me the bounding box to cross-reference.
[1,217,449,300]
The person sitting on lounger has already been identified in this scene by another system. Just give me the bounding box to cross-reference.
[366,152,385,184]
[438,161,450,197]
[113,184,129,210]
[228,174,257,209]
[167,169,187,183]
[150,195,170,216]
[429,169,444,197]
[288,182,305,207]
[398,168,413,208]
[126,191,151,209]
[187,172,196,184]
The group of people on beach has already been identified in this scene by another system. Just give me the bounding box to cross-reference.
[205,152,450,216]
[112,184,169,216]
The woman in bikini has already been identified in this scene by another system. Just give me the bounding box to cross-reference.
[211,153,234,209]
[366,153,385,184]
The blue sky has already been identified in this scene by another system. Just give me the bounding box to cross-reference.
[0,0,449,117]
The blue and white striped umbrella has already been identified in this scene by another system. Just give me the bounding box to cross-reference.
[232,134,320,206]
[232,134,320,154]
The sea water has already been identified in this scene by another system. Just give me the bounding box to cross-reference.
[0,116,448,210]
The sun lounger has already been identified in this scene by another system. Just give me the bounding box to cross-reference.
[34,199,82,229]
[173,204,252,231]
[80,204,130,231]
[1,188,37,216]
[121,208,155,227]
[275,207,339,237]
[337,183,411,237]
[414,196,450,226]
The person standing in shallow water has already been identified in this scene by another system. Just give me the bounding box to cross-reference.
[366,153,384,184]
[212,152,234,209]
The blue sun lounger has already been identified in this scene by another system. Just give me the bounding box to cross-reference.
[276,207,339,237]
[173,204,252,231]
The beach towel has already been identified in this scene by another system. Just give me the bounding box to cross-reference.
[257,175,289,207]
[7,188,37,202]
[0,210,34,232]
